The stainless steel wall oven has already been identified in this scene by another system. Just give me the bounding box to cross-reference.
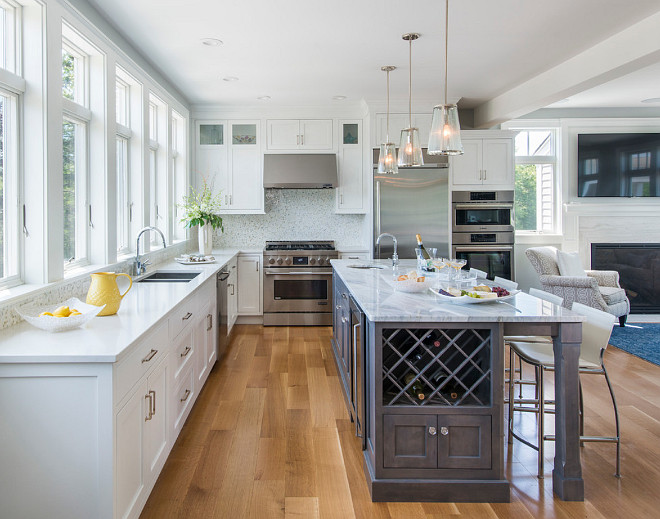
[263,241,339,326]
[452,191,515,280]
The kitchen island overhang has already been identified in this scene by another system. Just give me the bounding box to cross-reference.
[330,259,584,503]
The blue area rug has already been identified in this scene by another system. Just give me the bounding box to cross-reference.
[609,323,660,366]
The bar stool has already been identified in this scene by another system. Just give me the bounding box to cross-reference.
[493,276,518,291]
[469,267,487,279]
[507,303,620,478]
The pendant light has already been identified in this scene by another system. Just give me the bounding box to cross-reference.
[428,0,464,155]
[398,33,424,167]
[378,66,399,174]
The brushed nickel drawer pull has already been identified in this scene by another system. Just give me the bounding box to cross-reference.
[149,389,156,415]
[182,312,193,320]
[207,314,212,331]
[180,346,191,358]
[180,389,191,402]
[141,349,158,363]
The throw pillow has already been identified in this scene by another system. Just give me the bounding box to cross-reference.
[556,251,587,277]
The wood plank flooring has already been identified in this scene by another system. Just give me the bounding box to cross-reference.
[140,325,660,518]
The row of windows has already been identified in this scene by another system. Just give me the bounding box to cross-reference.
[0,1,189,288]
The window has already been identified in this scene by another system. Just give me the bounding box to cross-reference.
[0,1,18,74]
[171,110,187,241]
[116,70,132,253]
[0,88,18,283]
[148,94,167,246]
[62,35,90,267]
[510,128,558,233]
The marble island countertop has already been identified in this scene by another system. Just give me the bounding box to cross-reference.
[331,259,583,324]
[0,251,239,364]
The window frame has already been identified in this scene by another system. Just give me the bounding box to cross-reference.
[0,86,19,288]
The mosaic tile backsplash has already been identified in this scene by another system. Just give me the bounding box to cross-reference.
[214,189,366,249]
[0,241,190,331]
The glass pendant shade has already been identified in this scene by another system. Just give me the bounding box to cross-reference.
[398,127,424,166]
[378,142,398,174]
[428,104,463,155]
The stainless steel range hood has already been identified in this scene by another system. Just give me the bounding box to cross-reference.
[264,153,338,189]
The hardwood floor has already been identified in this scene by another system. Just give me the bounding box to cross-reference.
[140,325,660,518]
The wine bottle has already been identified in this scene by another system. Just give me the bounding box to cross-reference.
[415,234,431,260]
[403,372,426,401]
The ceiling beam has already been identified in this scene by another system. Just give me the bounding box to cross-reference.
[473,10,660,128]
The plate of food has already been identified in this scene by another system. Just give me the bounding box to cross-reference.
[390,270,434,293]
[175,255,216,265]
[16,297,105,332]
[429,284,519,304]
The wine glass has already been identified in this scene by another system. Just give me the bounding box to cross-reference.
[448,258,467,280]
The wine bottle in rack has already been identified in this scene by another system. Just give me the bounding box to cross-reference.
[403,372,426,401]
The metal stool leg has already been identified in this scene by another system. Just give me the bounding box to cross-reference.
[602,358,621,478]
[538,367,545,479]
[508,345,515,444]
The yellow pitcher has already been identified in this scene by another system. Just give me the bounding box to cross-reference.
[86,272,133,316]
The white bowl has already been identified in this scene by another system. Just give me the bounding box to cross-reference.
[16,297,105,332]
[392,277,434,293]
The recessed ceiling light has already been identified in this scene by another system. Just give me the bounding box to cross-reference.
[641,97,660,104]
[332,95,347,101]
[223,76,239,82]
[201,38,223,47]
[257,96,271,100]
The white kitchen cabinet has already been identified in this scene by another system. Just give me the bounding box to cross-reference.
[375,112,432,149]
[195,120,264,214]
[336,120,365,213]
[266,119,333,150]
[227,257,238,335]
[339,251,370,261]
[450,131,515,191]
[238,253,262,315]
[143,356,169,483]
[195,297,217,386]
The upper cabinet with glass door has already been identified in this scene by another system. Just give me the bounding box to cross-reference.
[195,121,229,203]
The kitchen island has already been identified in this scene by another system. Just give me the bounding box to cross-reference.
[331,259,585,503]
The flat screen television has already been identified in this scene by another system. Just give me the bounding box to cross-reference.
[577,133,660,197]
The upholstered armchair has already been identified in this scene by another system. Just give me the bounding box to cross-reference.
[525,246,630,326]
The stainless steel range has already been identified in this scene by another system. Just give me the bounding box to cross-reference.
[263,240,339,326]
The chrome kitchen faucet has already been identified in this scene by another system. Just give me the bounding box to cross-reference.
[134,226,167,276]
[376,233,399,268]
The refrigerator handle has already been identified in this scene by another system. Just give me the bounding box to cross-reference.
[375,180,381,259]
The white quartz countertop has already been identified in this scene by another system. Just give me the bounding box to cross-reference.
[331,259,583,324]
[0,251,239,363]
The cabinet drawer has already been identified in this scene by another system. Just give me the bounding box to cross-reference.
[339,252,369,261]
[173,365,195,435]
[169,296,198,340]
[115,322,168,402]
[172,327,195,382]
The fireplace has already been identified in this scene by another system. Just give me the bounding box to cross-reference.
[591,243,660,313]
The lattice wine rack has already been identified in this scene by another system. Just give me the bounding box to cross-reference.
[382,328,492,407]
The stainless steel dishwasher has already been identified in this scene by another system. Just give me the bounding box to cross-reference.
[217,270,230,360]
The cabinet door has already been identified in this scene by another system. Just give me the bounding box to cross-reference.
[437,415,491,469]
[337,121,364,212]
[144,358,169,481]
[300,119,333,149]
[238,254,262,315]
[482,138,513,188]
[227,259,238,334]
[267,120,300,149]
[206,302,217,369]
[116,380,147,519]
[196,146,228,199]
[450,139,482,186]
[383,414,438,469]
[229,122,263,211]
[195,307,210,385]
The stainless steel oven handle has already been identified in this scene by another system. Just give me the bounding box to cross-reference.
[454,245,514,252]
[264,270,333,275]
[454,203,513,210]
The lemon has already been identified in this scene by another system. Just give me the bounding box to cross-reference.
[53,306,71,317]
[70,310,82,316]
[39,311,54,317]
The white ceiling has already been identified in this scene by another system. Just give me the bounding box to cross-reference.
[87,0,660,117]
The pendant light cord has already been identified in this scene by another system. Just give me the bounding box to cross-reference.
[444,0,449,106]
[408,37,412,128]
[386,69,391,142]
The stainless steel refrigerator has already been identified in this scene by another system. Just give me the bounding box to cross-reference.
[373,163,450,261]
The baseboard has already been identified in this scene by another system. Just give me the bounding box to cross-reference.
[236,315,263,325]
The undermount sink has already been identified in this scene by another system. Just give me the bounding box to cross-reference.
[347,264,385,269]
[137,270,202,283]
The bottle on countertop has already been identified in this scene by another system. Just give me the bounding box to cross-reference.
[415,234,431,260]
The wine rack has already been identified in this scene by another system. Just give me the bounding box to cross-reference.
[382,328,492,407]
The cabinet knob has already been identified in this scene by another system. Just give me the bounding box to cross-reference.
[440,426,449,436]
[428,426,437,436]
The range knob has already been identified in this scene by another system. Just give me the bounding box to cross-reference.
[268,257,276,265]
[276,258,283,265]
[317,257,324,265]
[284,256,291,265]
[309,258,316,265]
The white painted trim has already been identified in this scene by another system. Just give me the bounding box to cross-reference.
[0,67,25,93]
[62,96,92,121]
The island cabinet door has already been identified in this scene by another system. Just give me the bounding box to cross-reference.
[383,414,438,469]
[437,415,491,469]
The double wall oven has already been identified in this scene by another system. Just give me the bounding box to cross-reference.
[452,191,515,280]
[263,241,339,326]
